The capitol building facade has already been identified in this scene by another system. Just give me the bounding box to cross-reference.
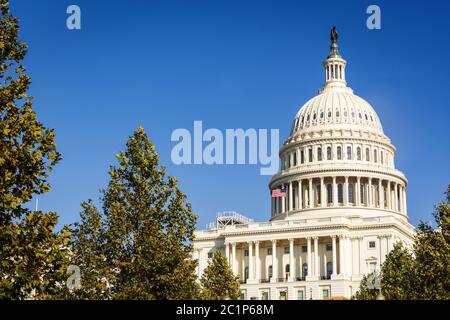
[193,29,415,300]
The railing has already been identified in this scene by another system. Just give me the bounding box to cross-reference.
[259,279,270,283]
[321,275,332,280]
[296,276,306,281]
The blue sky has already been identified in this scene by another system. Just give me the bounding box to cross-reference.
[11,0,450,229]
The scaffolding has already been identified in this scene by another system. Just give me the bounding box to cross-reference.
[206,211,254,229]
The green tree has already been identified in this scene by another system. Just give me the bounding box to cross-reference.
[414,185,450,299]
[200,251,240,300]
[355,185,450,300]
[380,242,416,299]
[0,0,68,299]
[67,127,200,299]
[353,273,379,300]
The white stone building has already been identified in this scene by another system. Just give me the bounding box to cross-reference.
[193,29,415,300]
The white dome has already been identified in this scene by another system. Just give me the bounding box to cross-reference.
[290,86,384,137]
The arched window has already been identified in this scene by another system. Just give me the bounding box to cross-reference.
[268,265,273,278]
[349,183,354,203]
[326,262,333,277]
[301,150,304,164]
[338,184,343,203]
[327,184,333,204]
[302,263,308,277]
[337,146,342,160]
[327,147,332,160]
[308,148,313,162]
[366,148,370,161]
[347,146,352,160]
[316,185,321,205]
[317,147,322,161]
[374,150,377,163]
[293,152,297,166]
[357,147,361,160]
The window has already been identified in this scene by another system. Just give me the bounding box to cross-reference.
[317,147,322,161]
[308,148,313,162]
[322,289,330,299]
[293,152,297,166]
[366,148,370,161]
[301,150,305,164]
[369,241,376,249]
[267,248,272,255]
[313,113,316,120]
[279,291,287,300]
[374,150,377,163]
[268,265,273,278]
[326,243,332,251]
[326,262,333,276]
[301,245,307,253]
[337,146,342,160]
[338,184,343,203]
[327,184,332,204]
[328,111,332,118]
[348,183,354,203]
[347,146,352,160]
[380,151,383,164]
[336,111,340,117]
[327,146,332,160]
[369,262,377,273]
[297,290,305,300]
[284,246,290,254]
[261,291,269,300]
[207,251,213,259]
[357,147,361,160]
[244,249,249,257]
[244,266,249,280]
[302,263,308,277]
[239,290,246,300]
[285,264,290,273]
[320,112,324,118]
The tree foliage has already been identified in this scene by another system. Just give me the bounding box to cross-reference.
[0,0,68,299]
[200,251,240,300]
[355,185,450,300]
[65,127,200,299]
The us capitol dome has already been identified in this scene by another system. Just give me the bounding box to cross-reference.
[193,27,415,300]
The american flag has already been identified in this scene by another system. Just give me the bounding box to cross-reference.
[272,188,287,198]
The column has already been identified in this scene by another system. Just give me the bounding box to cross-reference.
[248,241,254,281]
[281,184,286,213]
[379,180,384,209]
[356,176,361,206]
[289,181,293,211]
[255,241,261,281]
[403,186,408,214]
[309,178,314,208]
[399,186,404,213]
[298,180,303,210]
[332,236,337,276]
[358,237,364,275]
[368,178,372,207]
[387,181,391,210]
[339,236,346,276]
[225,242,230,264]
[231,242,237,275]
[314,237,319,277]
[320,177,326,208]
[271,240,278,283]
[197,248,202,278]
[344,176,349,206]
[333,176,338,206]
[271,191,274,215]
[307,237,312,277]
[289,238,295,281]
[394,183,399,212]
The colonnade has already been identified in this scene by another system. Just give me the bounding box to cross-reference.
[271,176,407,216]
